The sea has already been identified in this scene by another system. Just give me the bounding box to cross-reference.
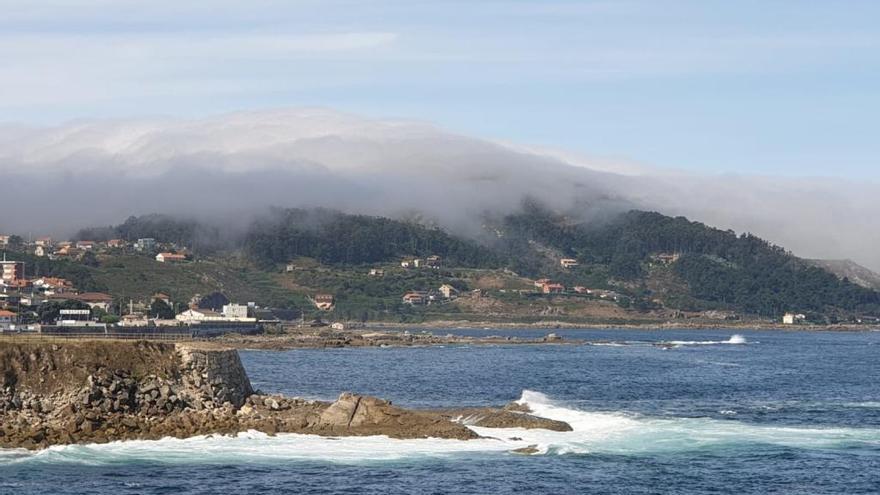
[1,328,878,494]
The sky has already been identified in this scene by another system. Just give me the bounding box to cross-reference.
[1,0,878,179]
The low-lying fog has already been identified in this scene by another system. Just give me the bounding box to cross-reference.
[2,108,877,270]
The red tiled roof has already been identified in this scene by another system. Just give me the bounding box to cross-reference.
[73,292,113,302]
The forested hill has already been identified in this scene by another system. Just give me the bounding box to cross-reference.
[497,205,880,318]
[75,214,226,253]
[243,208,502,267]
[69,206,880,319]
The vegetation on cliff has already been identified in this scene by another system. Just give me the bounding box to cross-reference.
[49,204,880,322]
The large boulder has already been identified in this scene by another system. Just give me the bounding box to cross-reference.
[316,392,478,440]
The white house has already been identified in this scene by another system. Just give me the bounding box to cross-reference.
[176,308,224,324]
[119,313,150,327]
[560,258,579,269]
[783,313,806,325]
[156,252,186,263]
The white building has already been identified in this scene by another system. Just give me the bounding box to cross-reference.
[176,308,224,324]
[119,313,150,327]
[156,252,186,263]
[783,313,806,325]
[222,303,251,320]
[57,309,92,326]
[560,258,579,269]
[1,258,25,283]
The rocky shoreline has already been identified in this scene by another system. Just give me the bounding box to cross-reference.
[218,328,573,350]
[364,320,877,332]
[0,340,570,450]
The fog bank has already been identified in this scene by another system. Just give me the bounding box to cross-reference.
[2,108,877,270]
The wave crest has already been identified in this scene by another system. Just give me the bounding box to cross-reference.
[2,390,877,465]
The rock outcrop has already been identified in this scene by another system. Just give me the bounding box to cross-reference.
[0,340,569,450]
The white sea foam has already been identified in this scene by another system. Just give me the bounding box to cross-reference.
[2,389,877,465]
[664,334,748,346]
[4,431,517,466]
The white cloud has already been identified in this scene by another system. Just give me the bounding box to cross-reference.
[1,108,878,272]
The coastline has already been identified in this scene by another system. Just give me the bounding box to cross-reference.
[360,319,878,333]
[0,340,571,451]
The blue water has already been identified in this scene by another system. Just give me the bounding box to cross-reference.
[1,329,879,494]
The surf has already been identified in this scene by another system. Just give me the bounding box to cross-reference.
[3,389,878,465]
[662,334,749,346]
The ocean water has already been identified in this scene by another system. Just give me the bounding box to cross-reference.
[1,329,879,494]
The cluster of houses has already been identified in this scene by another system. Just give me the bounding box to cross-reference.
[1,254,99,309]
[0,234,188,263]
[0,251,270,331]
[0,264,118,330]
[400,255,442,269]
[532,278,621,301]
[401,284,460,306]
[365,255,443,277]
[307,284,461,311]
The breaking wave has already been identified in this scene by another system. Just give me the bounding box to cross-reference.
[663,334,748,346]
[2,389,877,465]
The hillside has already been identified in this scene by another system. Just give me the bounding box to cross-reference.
[244,208,502,267]
[11,206,880,325]
[492,206,880,319]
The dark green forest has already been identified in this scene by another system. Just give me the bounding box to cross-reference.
[62,204,880,319]
[244,208,502,267]
[75,214,226,253]
[498,205,880,317]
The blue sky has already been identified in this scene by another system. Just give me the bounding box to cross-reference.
[2,0,878,178]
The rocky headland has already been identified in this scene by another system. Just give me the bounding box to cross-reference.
[0,340,570,450]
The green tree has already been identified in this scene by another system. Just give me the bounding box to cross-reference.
[80,250,100,267]
[100,314,120,324]
[150,299,176,319]
[36,300,91,324]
